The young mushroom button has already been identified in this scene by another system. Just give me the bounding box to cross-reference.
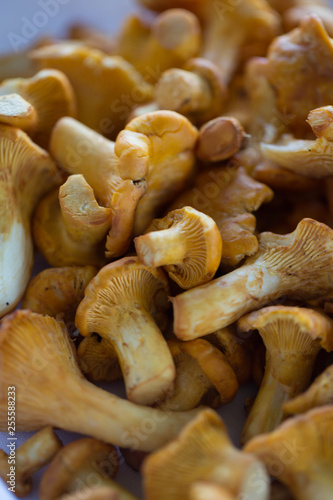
[135,207,222,289]
[172,218,333,339]
[237,305,333,443]
[75,257,175,405]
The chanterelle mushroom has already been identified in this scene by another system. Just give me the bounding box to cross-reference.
[172,218,333,339]
[0,69,76,147]
[121,110,199,235]
[170,166,273,267]
[0,124,60,317]
[77,334,122,383]
[156,338,238,411]
[237,306,333,443]
[154,58,226,125]
[75,257,175,405]
[30,43,153,139]
[245,405,333,500]
[143,408,270,500]
[0,310,200,452]
[283,363,333,415]
[117,9,201,82]
[21,265,97,325]
[261,105,333,178]
[0,426,62,497]
[135,207,222,289]
[39,438,137,500]
[196,117,245,163]
[48,117,149,260]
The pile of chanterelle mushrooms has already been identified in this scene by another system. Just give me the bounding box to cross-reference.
[2,0,333,498]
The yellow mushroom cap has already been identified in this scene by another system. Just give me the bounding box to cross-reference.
[135,206,222,289]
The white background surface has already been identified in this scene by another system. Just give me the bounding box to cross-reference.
[0,2,255,499]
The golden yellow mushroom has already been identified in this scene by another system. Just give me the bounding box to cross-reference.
[143,409,270,500]
[237,306,333,443]
[77,334,122,383]
[0,310,200,451]
[75,257,175,405]
[172,219,333,339]
[245,405,333,500]
[0,427,62,498]
[135,207,222,289]
[0,124,60,317]
[39,438,137,500]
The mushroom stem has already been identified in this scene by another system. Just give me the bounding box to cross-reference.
[136,228,188,267]
[102,309,175,405]
[155,68,212,114]
[241,357,315,443]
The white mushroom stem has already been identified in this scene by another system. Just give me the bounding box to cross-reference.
[136,228,187,267]
[172,219,333,339]
[102,309,175,405]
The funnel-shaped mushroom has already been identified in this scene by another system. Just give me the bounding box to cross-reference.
[77,334,122,383]
[244,405,333,500]
[196,117,245,163]
[0,310,200,451]
[135,207,222,289]
[172,219,333,339]
[21,265,97,324]
[0,124,60,317]
[170,166,273,267]
[237,306,333,443]
[154,58,226,124]
[156,339,238,411]
[39,438,137,500]
[122,110,199,235]
[118,10,201,82]
[75,257,175,405]
[0,69,76,147]
[48,117,150,260]
[265,15,333,137]
[283,363,333,415]
[143,408,269,500]
[261,105,333,178]
[33,176,112,267]
[30,43,153,139]
[0,426,62,497]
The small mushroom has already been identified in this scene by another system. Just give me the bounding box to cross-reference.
[0,69,76,147]
[143,408,270,500]
[75,257,175,405]
[172,218,333,339]
[283,363,333,415]
[77,334,122,383]
[244,405,333,500]
[48,117,149,260]
[170,166,273,267]
[0,310,201,452]
[117,9,201,82]
[39,438,137,500]
[154,58,226,125]
[156,338,238,411]
[33,176,111,267]
[21,265,97,325]
[30,43,153,139]
[237,305,333,443]
[0,426,62,497]
[0,124,60,317]
[122,110,199,235]
[196,116,245,163]
[135,207,222,289]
